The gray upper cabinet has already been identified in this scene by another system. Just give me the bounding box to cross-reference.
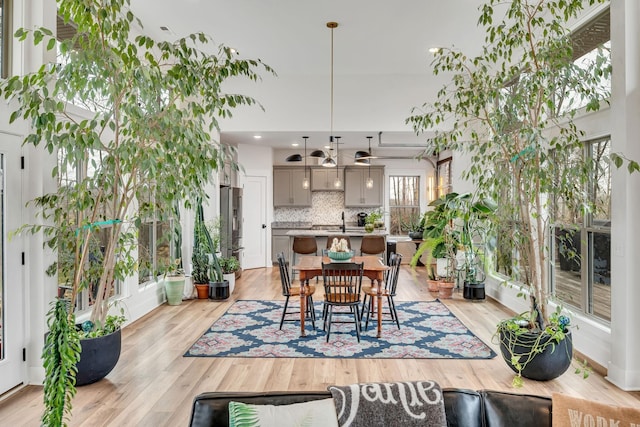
[344,166,384,207]
[311,167,344,191]
[273,167,312,207]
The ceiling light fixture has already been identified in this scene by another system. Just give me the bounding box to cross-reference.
[334,136,342,188]
[321,22,339,168]
[355,136,375,164]
[302,136,310,189]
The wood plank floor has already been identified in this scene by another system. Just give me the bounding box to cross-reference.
[1,265,639,426]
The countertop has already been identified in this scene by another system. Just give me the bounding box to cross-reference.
[285,229,388,237]
[271,222,312,229]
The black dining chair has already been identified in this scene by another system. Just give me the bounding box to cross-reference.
[321,261,364,342]
[361,252,403,330]
[277,252,316,330]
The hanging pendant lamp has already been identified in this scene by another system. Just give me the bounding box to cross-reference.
[355,136,374,164]
[334,136,342,188]
[321,22,338,168]
[302,136,310,189]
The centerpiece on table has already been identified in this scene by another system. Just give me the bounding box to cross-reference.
[327,238,354,261]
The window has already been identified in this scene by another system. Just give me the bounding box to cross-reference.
[436,158,452,198]
[552,136,611,321]
[137,184,178,285]
[0,0,12,78]
[389,176,420,235]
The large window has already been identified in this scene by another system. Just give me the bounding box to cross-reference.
[137,184,178,285]
[552,136,611,321]
[389,176,420,235]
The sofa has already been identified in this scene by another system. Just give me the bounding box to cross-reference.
[189,388,552,427]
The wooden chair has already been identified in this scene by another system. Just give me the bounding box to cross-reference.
[321,262,364,342]
[361,252,403,330]
[360,235,386,256]
[292,236,318,279]
[277,252,316,330]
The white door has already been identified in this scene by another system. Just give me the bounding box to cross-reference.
[0,135,25,395]
[242,175,268,269]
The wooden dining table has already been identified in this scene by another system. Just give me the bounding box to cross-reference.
[292,255,390,338]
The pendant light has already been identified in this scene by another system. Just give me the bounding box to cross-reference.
[355,135,374,164]
[322,22,338,168]
[334,136,342,188]
[364,136,374,188]
[302,136,310,189]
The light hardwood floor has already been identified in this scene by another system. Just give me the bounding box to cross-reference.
[1,265,638,426]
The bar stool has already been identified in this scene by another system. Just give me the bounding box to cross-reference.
[360,235,386,256]
[292,236,318,280]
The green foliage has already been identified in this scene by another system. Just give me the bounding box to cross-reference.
[191,248,210,284]
[2,0,273,422]
[42,299,81,427]
[220,256,240,274]
[0,0,272,326]
[79,311,126,339]
[407,0,610,327]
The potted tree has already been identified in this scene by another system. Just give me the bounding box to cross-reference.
[1,0,273,423]
[406,0,633,385]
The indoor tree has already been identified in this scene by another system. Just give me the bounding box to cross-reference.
[0,0,273,423]
[407,0,636,384]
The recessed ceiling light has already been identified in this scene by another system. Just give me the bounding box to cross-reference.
[230,48,237,54]
[292,143,299,147]
[253,135,262,139]
[428,47,441,54]
[324,145,330,149]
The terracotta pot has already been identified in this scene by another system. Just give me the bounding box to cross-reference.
[195,283,209,299]
[438,281,455,299]
[426,279,440,293]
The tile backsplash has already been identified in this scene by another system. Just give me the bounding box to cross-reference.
[274,192,381,225]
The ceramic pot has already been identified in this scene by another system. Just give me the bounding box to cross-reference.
[164,276,185,305]
[499,329,573,381]
[195,283,209,299]
[438,281,455,299]
[76,328,121,386]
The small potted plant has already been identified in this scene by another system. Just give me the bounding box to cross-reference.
[191,248,210,299]
[219,256,240,295]
[163,258,185,306]
[403,213,425,240]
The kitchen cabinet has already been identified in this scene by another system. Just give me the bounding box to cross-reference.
[344,166,384,207]
[272,229,291,264]
[311,167,344,191]
[273,167,312,207]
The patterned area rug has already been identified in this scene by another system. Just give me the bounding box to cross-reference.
[184,299,496,359]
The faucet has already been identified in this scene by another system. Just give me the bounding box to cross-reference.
[341,212,346,233]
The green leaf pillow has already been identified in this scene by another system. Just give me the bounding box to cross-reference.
[228,398,339,427]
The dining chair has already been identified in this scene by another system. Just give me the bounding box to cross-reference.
[361,252,403,330]
[360,235,386,256]
[321,261,364,342]
[292,236,318,279]
[277,252,316,330]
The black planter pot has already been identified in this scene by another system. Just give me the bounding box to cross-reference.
[209,280,230,300]
[463,281,485,300]
[499,328,572,381]
[76,328,122,386]
[408,231,423,240]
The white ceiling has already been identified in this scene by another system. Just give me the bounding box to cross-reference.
[128,0,487,151]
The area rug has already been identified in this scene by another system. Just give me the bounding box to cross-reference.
[184,299,496,359]
[184,300,496,359]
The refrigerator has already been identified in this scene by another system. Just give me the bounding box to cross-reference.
[220,186,243,275]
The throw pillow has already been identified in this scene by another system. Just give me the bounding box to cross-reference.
[328,380,446,427]
[552,393,640,427]
[228,398,339,427]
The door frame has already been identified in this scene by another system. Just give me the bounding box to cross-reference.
[0,133,26,396]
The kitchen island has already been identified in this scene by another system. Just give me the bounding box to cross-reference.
[285,228,388,272]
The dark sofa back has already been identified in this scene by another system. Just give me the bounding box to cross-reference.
[190,388,552,427]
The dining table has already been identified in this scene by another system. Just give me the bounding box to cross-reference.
[291,255,390,338]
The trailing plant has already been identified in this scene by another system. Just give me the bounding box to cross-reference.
[41,299,80,427]
[1,0,273,423]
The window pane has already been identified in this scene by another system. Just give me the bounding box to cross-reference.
[553,226,583,311]
[389,176,419,235]
[591,138,611,223]
[138,222,153,284]
[590,232,610,321]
